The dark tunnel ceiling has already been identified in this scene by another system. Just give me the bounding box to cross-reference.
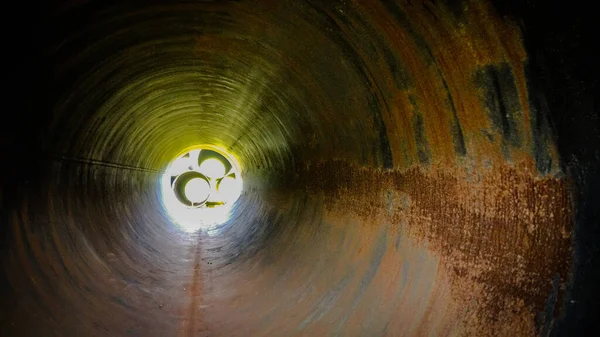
[1,0,599,336]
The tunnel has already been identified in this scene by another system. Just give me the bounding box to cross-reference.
[1,0,599,336]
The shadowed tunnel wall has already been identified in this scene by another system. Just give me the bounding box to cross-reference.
[1,0,599,336]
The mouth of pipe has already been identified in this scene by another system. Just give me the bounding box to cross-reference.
[160,145,243,233]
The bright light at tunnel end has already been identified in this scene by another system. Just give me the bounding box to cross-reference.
[184,178,210,203]
[160,145,243,233]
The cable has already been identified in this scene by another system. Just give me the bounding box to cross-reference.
[48,154,163,174]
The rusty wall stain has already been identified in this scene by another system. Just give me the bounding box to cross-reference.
[310,0,558,172]
[289,159,573,336]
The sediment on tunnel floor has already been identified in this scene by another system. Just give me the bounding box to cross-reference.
[2,0,592,336]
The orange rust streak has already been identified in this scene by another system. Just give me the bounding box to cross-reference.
[296,159,573,336]
[362,0,537,167]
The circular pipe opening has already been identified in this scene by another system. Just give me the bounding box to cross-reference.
[184,178,210,203]
[160,146,243,233]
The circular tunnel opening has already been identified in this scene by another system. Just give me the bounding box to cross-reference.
[182,177,210,204]
[161,146,243,233]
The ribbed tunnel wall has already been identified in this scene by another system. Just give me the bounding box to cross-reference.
[2,0,598,336]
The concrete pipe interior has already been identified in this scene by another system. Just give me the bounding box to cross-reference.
[1,0,598,336]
